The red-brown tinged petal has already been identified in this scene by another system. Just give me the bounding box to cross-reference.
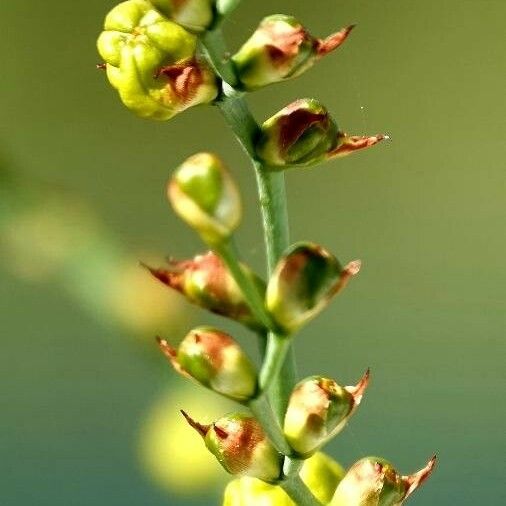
[403,455,437,499]
[328,133,389,159]
[180,410,210,438]
[345,368,370,405]
[317,25,356,56]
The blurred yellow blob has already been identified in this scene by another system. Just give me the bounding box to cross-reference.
[223,452,344,506]
[106,258,186,335]
[138,383,234,495]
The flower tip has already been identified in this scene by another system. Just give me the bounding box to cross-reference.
[213,424,229,440]
[404,455,437,499]
[96,63,106,70]
[345,259,362,276]
[318,25,356,55]
[346,368,371,404]
[180,410,210,437]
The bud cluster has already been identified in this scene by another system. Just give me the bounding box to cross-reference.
[97,0,218,119]
[96,1,435,504]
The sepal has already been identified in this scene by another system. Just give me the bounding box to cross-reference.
[149,0,215,32]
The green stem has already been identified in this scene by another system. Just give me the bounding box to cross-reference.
[248,395,292,455]
[214,239,273,330]
[281,456,321,506]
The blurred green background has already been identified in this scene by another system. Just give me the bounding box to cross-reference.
[1,0,505,504]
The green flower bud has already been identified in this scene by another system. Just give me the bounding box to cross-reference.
[284,370,370,457]
[266,242,361,335]
[182,411,283,482]
[143,251,266,331]
[149,0,215,32]
[97,0,218,120]
[256,98,387,169]
[331,456,436,506]
[168,153,241,244]
[232,15,354,90]
[223,452,345,506]
[157,327,257,401]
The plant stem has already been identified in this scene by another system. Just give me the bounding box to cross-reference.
[248,395,292,455]
[200,28,321,505]
[214,239,273,330]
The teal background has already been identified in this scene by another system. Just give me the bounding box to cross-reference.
[1,0,505,504]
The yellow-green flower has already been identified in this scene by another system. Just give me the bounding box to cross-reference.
[331,456,436,506]
[182,411,283,482]
[266,242,361,334]
[97,0,218,119]
[143,251,266,331]
[284,371,369,457]
[232,15,354,90]
[168,153,241,245]
[157,327,257,401]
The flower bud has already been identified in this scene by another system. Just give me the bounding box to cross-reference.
[182,411,283,482]
[284,370,370,457]
[232,15,354,90]
[157,327,257,401]
[266,242,361,335]
[168,153,241,244]
[143,251,266,331]
[223,452,345,506]
[256,99,386,169]
[149,0,214,32]
[331,456,436,506]
[97,0,218,120]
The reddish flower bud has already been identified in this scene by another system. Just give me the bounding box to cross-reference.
[157,327,257,401]
[266,242,361,334]
[182,411,283,482]
[331,456,436,506]
[284,370,370,457]
[256,98,387,169]
[143,251,266,331]
[232,15,354,90]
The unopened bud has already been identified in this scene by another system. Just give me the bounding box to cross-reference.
[266,242,360,334]
[150,0,214,32]
[331,456,436,506]
[232,15,354,90]
[97,0,218,120]
[256,99,386,169]
[182,411,283,482]
[168,153,241,244]
[157,327,257,401]
[284,370,370,457]
[143,251,266,331]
